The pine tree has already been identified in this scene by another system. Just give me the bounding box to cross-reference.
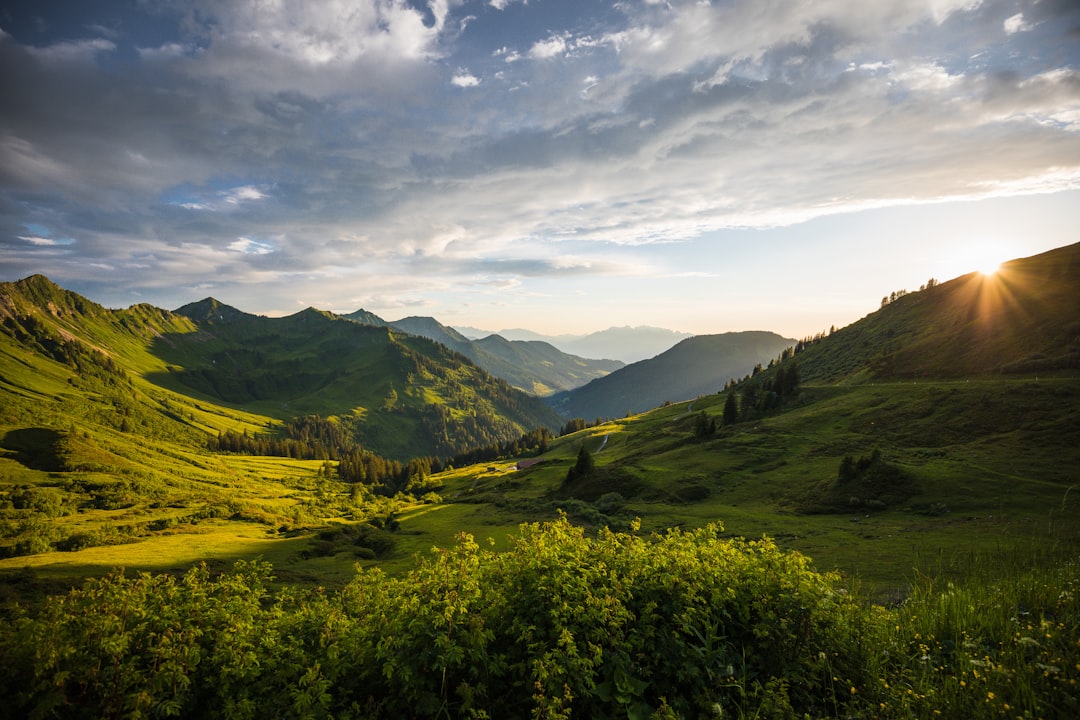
[565,444,595,484]
[723,391,738,425]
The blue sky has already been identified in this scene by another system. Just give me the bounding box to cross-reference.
[1,0,1077,338]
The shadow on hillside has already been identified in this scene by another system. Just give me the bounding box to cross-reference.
[0,428,66,472]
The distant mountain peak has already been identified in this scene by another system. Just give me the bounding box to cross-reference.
[342,308,387,326]
[174,297,254,325]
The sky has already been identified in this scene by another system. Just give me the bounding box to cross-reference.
[1,0,1078,340]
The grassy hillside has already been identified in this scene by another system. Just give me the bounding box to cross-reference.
[166,303,561,459]
[0,275,559,580]
[792,242,1080,383]
[1,248,1078,719]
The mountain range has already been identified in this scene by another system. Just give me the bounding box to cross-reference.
[457,325,696,364]
[342,312,625,396]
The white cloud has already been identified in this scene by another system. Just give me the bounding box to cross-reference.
[451,71,480,87]
[220,185,268,204]
[196,0,446,65]
[18,235,67,246]
[1003,13,1032,35]
[137,43,192,61]
[529,34,568,60]
[229,237,275,255]
[893,61,965,92]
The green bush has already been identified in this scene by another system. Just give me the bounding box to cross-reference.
[1,518,1076,719]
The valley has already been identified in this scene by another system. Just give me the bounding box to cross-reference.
[1,243,1078,719]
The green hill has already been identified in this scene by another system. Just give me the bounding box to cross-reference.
[166,303,561,459]
[792,242,1080,383]
[0,275,560,572]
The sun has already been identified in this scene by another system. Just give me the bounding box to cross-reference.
[978,259,1001,277]
[968,243,1013,277]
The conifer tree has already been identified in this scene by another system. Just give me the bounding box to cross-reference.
[723,391,739,425]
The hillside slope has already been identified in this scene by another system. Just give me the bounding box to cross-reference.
[547,331,795,419]
[361,314,623,395]
[163,305,562,459]
[792,242,1080,384]
[1,277,561,461]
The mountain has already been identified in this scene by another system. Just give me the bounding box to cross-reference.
[389,316,473,349]
[557,326,697,363]
[547,331,795,419]
[173,297,259,326]
[0,275,561,462]
[460,325,696,364]
[161,308,562,459]
[346,314,623,395]
[340,308,388,327]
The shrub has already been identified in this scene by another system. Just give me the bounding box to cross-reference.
[2,519,1076,719]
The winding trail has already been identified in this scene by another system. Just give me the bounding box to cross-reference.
[674,398,698,420]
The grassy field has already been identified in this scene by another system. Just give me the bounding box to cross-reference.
[4,375,1077,605]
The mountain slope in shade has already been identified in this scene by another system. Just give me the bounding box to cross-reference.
[556,326,697,364]
[790,242,1080,384]
[173,297,259,326]
[390,316,473,349]
[548,331,795,419]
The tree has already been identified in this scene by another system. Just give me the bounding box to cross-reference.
[779,362,800,398]
[694,411,716,439]
[723,391,739,425]
[565,444,595,485]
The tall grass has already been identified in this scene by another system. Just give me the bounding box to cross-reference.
[865,540,1080,720]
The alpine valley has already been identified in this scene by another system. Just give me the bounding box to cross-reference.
[1,243,1079,719]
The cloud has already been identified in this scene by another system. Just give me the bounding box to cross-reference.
[25,38,115,63]
[529,34,568,60]
[451,70,480,87]
[228,237,275,255]
[221,185,268,205]
[18,235,74,246]
[1,0,1078,321]
[1002,12,1032,35]
[137,42,194,61]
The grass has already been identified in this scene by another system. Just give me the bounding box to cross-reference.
[4,376,1076,606]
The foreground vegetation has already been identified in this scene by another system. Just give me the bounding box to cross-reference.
[2,516,1076,719]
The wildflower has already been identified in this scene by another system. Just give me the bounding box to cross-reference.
[987,691,995,701]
